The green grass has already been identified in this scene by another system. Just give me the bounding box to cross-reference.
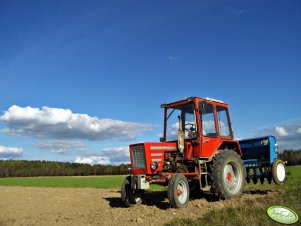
[0,175,165,191]
[0,175,125,189]
[166,165,301,226]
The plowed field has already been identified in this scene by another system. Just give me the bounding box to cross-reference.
[0,186,278,226]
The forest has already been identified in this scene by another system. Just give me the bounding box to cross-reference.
[0,149,300,177]
[278,149,301,166]
[0,160,129,177]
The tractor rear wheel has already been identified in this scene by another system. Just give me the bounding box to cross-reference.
[210,149,245,199]
[272,160,286,185]
[168,174,190,208]
[121,176,144,207]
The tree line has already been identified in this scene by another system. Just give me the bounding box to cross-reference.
[278,149,301,166]
[0,160,130,177]
[0,149,300,177]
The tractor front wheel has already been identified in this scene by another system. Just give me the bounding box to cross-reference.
[121,176,144,207]
[272,160,286,185]
[168,174,190,208]
[210,150,245,199]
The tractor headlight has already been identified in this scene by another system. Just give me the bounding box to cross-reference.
[150,161,158,171]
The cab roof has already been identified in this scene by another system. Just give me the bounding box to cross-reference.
[161,96,225,108]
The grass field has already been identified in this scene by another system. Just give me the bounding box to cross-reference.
[0,175,125,189]
[0,174,164,190]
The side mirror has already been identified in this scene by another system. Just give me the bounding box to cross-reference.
[160,137,164,142]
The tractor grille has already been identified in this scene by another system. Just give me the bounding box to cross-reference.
[132,145,146,169]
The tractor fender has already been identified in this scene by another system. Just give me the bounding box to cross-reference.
[216,141,242,156]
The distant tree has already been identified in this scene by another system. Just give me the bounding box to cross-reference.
[0,160,130,177]
[280,149,301,166]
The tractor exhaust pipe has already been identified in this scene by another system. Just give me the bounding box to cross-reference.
[178,115,184,153]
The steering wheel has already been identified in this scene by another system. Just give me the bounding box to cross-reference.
[185,123,196,132]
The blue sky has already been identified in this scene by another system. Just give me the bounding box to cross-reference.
[0,0,300,164]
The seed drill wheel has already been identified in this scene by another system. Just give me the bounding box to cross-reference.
[168,174,190,208]
[272,160,286,185]
[121,176,144,207]
[211,150,246,199]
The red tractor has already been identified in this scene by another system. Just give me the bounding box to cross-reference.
[121,97,286,208]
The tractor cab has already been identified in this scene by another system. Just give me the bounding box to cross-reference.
[161,97,239,158]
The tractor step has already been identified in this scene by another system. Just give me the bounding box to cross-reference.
[201,186,211,192]
[198,160,209,189]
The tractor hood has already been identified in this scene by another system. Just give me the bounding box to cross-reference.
[129,142,177,175]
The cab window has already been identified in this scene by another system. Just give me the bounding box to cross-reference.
[165,103,197,141]
[201,103,217,137]
[216,106,231,137]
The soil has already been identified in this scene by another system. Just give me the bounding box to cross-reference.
[0,186,279,226]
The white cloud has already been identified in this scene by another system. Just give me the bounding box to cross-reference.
[74,156,110,165]
[167,56,178,62]
[32,140,87,154]
[166,122,179,140]
[74,146,130,165]
[275,126,289,136]
[0,105,154,141]
[101,146,129,158]
[257,122,301,150]
[0,145,23,158]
